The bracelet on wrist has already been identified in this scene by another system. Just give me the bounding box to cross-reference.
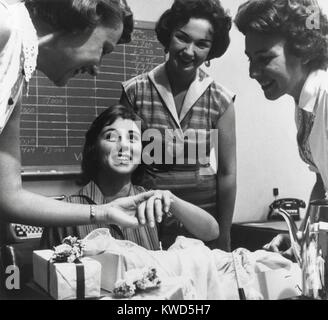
[90,205,97,223]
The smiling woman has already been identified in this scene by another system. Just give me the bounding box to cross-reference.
[235,0,328,259]
[120,0,236,251]
[26,0,129,86]
[36,22,124,87]
[0,0,162,242]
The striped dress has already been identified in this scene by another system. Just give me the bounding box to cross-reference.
[122,63,235,249]
[40,181,160,250]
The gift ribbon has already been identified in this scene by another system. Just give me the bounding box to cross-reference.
[47,259,85,300]
[75,259,85,300]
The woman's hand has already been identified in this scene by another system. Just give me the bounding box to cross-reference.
[137,190,174,228]
[100,191,156,228]
[262,234,294,260]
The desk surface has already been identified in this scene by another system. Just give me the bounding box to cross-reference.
[236,220,303,231]
[231,220,303,251]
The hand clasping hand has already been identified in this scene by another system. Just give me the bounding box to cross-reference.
[137,190,174,228]
[101,190,155,228]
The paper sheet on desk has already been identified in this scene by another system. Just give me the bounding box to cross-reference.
[242,220,303,231]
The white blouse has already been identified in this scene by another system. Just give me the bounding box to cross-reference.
[295,69,328,194]
[0,0,37,134]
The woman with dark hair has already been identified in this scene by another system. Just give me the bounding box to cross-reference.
[120,0,237,251]
[41,104,219,249]
[0,0,159,242]
[235,0,328,257]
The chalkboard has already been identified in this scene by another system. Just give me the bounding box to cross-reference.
[20,21,165,176]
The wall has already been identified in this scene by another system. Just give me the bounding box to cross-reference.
[127,0,173,22]
[24,0,320,222]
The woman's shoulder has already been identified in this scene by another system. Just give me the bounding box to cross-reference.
[210,81,235,104]
[0,5,13,52]
[317,69,328,92]
[208,81,235,119]
[122,72,151,90]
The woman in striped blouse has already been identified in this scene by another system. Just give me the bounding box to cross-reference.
[41,104,219,249]
[120,0,236,251]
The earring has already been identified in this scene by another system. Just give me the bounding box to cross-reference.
[164,48,169,61]
[205,60,211,67]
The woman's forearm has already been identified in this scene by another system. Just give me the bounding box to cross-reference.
[170,194,220,242]
[214,101,237,251]
[215,172,236,251]
[0,101,109,226]
[0,187,105,226]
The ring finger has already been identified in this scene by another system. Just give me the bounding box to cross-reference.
[146,196,155,228]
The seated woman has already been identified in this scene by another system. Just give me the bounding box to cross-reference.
[41,104,219,250]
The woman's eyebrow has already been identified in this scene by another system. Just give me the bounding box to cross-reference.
[176,29,190,37]
[199,38,213,44]
[177,29,212,42]
[176,29,213,43]
[102,127,116,135]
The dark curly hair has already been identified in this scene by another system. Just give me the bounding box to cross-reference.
[235,0,328,71]
[155,0,232,60]
[78,104,144,186]
[25,0,133,44]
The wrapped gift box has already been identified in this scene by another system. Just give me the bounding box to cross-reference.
[252,263,302,300]
[33,250,101,300]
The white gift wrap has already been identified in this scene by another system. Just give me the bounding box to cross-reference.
[33,250,101,300]
[252,263,302,300]
[90,252,125,292]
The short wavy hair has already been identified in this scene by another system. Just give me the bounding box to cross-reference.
[235,0,328,71]
[79,104,143,186]
[25,0,133,44]
[155,0,232,60]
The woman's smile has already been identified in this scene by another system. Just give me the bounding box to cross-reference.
[113,152,134,165]
[97,118,142,175]
[260,79,277,94]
